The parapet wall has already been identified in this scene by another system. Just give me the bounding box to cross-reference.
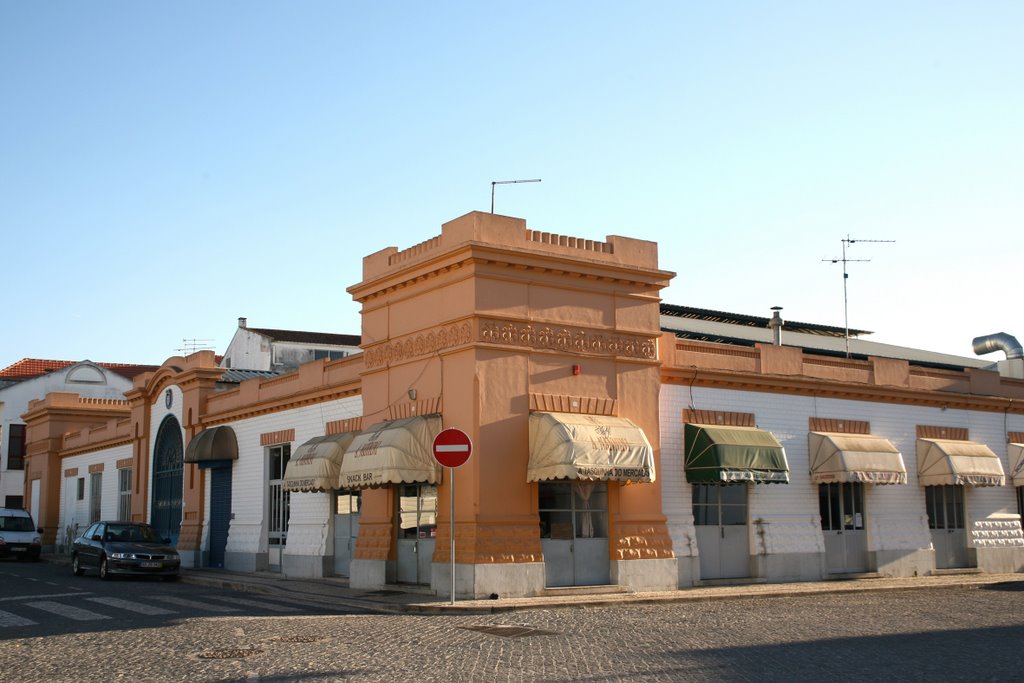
[360,211,662,281]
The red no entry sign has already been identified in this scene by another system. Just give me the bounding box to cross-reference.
[433,428,473,468]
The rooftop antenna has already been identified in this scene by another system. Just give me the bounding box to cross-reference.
[823,236,894,358]
[176,338,216,356]
[491,178,541,214]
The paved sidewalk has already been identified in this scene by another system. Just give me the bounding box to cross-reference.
[45,553,1022,615]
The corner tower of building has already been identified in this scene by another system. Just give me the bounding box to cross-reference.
[347,211,677,597]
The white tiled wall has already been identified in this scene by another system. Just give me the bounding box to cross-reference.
[659,385,1024,561]
[59,444,132,543]
[220,395,363,558]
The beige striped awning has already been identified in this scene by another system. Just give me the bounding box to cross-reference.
[283,432,358,492]
[339,415,443,490]
[808,432,906,485]
[916,438,1005,487]
[527,412,654,483]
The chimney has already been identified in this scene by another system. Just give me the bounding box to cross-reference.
[238,317,247,329]
[768,307,784,346]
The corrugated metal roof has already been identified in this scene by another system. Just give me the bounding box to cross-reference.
[659,303,870,338]
[218,369,281,384]
[246,328,361,346]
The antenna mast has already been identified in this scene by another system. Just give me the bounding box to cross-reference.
[823,236,894,358]
[490,178,541,213]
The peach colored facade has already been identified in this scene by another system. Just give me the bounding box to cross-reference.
[20,211,1024,597]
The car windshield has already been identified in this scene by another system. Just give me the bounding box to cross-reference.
[0,516,35,532]
[103,524,163,543]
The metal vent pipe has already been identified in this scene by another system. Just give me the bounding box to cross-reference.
[768,306,784,346]
[972,332,1023,360]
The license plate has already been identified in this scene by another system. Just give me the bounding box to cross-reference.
[11,547,25,553]
[139,561,161,568]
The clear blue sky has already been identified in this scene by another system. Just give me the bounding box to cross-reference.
[2,2,1021,369]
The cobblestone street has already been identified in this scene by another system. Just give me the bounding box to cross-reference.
[4,583,1023,682]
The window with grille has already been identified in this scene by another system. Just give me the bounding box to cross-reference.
[118,468,132,521]
[268,444,291,546]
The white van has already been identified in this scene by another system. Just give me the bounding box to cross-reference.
[0,508,43,561]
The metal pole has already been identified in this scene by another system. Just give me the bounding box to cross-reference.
[490,183,496,214]
[449,466,456,605]
[842,236,850,358]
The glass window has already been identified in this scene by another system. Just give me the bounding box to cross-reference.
[89,472,102,524]
[693,483,747,527]
[268,444,291,546]
[335,490,361,515]
[397,483,437,539]
[77,477,85,501]
[118,468,132,521]
[926,485,964,530]
[539,482,572,510]
[7,424,26,470]
[538,481,608,539]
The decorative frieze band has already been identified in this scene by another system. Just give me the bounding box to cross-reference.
[260,429,295,446]
[809,418,870,434]
[363,322,473,368]
[480,320,657,360]
[363,318,658,369]
[530,393,616,416]
[917,425,968,440]
[327,417,362,436]
[683,409,755,427]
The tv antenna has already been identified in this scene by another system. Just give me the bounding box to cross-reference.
[176,338,216,356]
[491,178,541,214]
[823,236,894,358]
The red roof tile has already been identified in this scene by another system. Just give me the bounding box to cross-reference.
[0,358,159,381]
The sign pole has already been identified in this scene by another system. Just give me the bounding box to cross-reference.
[431,427,472,606]
[454,466,458,606]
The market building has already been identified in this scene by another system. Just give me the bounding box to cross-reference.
[20,211,1024,598]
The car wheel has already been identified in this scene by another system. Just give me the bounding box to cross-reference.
[99,556,111,580]
[72,554,85,576]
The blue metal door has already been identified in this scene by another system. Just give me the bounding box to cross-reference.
[151,416,183,545]
[208,465,232,568]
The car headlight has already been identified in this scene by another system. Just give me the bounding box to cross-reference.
[110,552,133,560]
[31,537,41,545]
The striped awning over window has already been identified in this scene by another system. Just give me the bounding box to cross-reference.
[808,432,906,485]
[283,432,359,492]
[684,423,789,484]
[339,415,442,490]
[916,438,1005,487]
[527,412,654,483]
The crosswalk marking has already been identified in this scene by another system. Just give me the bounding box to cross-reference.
[150,596,241,612]
[203,595,299,612]
[85,596,177,615]
[0,592,89,602]
[0,609,37,628]
[27,601,110,621]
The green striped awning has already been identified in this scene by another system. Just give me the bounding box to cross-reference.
[684,423,789,484]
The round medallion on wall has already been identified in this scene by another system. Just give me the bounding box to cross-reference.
[165,388,173,409]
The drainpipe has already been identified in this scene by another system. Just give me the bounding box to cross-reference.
[972,333,1023,360]
[768,307,784,346]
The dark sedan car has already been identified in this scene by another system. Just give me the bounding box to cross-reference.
[71,521,180,580]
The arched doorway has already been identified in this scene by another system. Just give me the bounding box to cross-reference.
[151,415,184,546]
